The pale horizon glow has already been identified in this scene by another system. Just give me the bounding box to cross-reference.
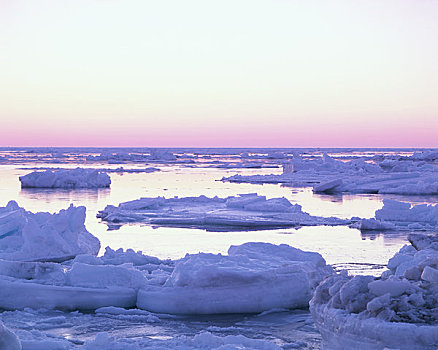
[1,0,437,147]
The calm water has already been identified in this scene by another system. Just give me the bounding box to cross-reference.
[0,157,430,274]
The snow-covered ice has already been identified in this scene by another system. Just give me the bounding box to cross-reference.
[352,199,438,231]
[0,245,169,310]
[137,242,333,314]
[97,193,348,230]
[0,199,332,315]
[19,168,111,189]
[0,201,100,262]
[310,233,438,350]
[223,153,438,195]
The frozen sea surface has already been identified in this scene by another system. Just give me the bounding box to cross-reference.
[0,148,437,349]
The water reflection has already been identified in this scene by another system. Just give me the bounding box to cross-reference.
[312,192,345,203]
[20,187,110,205]
[1,158,437,278]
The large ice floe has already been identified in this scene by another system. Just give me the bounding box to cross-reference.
[352,199,438,231]
[310,233,438,350]
[223,153,438,195]
[137,242,333,314]
[97,193,348,230]
[19,168,111,189]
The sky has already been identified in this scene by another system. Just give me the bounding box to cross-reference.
[0,0,437,147]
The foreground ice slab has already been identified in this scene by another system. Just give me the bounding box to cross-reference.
[98,194,348,230]
[0,240,331,314]
[19,168,111,189]
[223,153,438,195]
[0,201,100,262]
[310,233,438,350]
[137,242,334,314]
[352,199,438,231]
[0,246,169,311]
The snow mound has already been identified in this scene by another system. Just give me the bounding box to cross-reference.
[19,168,111,189]
[98,194,348,230]
[0,201,100,262]
[137,242,333,314]
[310,233,438,350]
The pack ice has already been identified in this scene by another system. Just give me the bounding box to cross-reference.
[223,153,438,195]
[19,168,111,189]
[0,201,333,314]
[352,199,438,231]
[97,193,348,230]
[310,233,438,350]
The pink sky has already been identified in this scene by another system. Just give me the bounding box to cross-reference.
[1,0,437,147]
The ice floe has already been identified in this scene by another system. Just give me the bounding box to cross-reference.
[310,233,438,350]
[0,245,169,310]
[0,201,100,262]
[352,199,438,231]
[97,193,348,230]
[137,242,333,314]
[0,242,332,313]
[19,168,111,189]
[223,153,438,195]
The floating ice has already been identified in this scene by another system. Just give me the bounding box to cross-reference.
[137,242,333,314]
[97,194,348,230]
[352,199,438,231]
[0,201,100,262]
[223,153,438,195]
[0,213,332,314]
[0,246,169,311]
[310,233,438,350]
[19,168,111,189]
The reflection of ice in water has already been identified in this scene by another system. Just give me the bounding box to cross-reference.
[0,163,411,268]
[20,187,111,205]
